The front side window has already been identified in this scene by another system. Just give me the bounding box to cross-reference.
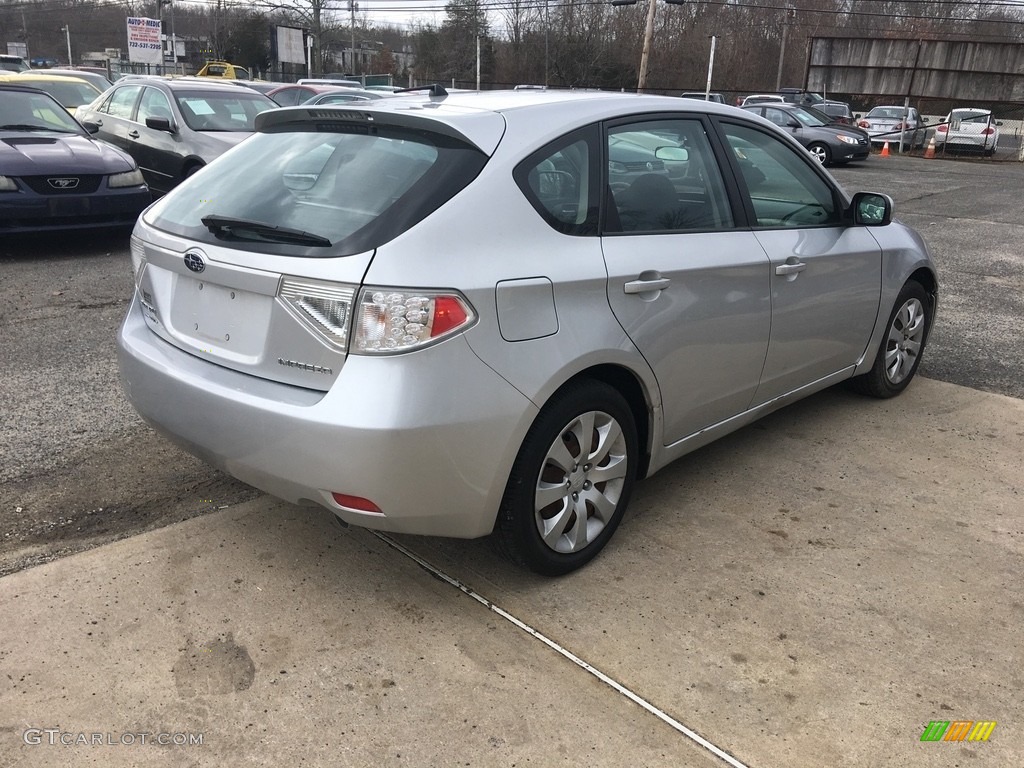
[144,124,487,256]
[606,118,734,233]
[720,122,841,228]
[137,87,174,123]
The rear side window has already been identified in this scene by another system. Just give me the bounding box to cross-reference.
[605,118,735,233]
[514,126,599,236]
[145,125,488,256]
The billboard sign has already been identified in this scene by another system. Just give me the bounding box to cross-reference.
[127,17,162,65]
[276,26,306,65]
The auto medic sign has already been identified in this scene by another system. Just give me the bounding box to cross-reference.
[126,17,162,65]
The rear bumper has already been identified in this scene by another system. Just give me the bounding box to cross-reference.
[117,295,537,538]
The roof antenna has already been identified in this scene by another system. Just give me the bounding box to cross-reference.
[394,84,448,99]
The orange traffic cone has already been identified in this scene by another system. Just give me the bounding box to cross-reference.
[880,141,890,157]
[924,136,936,159]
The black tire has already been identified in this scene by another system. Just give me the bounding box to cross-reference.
[807,142,831,166]
[850,280,931,398]
[496,380,638,576]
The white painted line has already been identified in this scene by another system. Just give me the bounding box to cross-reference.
[372,532,752,768]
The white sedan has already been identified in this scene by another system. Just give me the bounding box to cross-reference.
[934,108,1001,155]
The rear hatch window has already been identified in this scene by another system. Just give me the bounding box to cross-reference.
[143,122,488,257]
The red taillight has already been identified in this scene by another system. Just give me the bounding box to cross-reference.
[858,120,870,128]
[431,296,469,337]
[936,124,948,133]
[353,289,476,354]
[331,493,383,514]
[981,127,995,135]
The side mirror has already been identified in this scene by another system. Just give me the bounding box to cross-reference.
[850,191,893,227]
[921,116,929,123]
[80,120,100,135]
[787,119,801,129]
[145,116,175,133]
[996,120,1004,127]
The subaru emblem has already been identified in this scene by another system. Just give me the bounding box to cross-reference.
[184,252,205,273]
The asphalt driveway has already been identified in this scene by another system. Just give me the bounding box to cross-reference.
[2,376,1020,767]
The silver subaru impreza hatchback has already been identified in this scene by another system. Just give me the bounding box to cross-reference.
[118,88,937,575]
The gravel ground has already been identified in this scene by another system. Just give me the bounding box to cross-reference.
[0,231,259,575]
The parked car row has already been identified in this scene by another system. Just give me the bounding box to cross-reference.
[739,102,870,166]
[2,70,1008,235]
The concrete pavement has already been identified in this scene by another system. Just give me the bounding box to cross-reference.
[1,377,1021,767]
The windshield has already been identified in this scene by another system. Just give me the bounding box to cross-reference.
[867,107,906,119]
[951,110,991,122]
[25,79,100,109]
[145,124,488,256]
[0,89,85,132]
[789,106,828,127]
[174,90,273,131]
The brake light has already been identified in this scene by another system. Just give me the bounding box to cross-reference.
[858,120,870,128]
[936,124,948,133]
[353,288,476,354]
[981,127,995,135]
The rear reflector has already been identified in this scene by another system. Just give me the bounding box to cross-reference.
[331,493,383,514]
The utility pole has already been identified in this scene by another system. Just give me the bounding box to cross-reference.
[613,0,686,92]
[776,7,795,92]
[704,35,716,100]
[544,0,549,86]
[637,0,657,92]
[60,25,72,66]
[349,0,358,76]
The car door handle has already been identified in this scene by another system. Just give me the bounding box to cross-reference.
[775,262,807,276]
[128,130,140,139]
[624,277,671,294]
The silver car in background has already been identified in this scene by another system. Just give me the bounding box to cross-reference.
[856,105,927,149]
[118,89,937,575]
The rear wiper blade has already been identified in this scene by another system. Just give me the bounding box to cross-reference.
[200,215,332,247]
